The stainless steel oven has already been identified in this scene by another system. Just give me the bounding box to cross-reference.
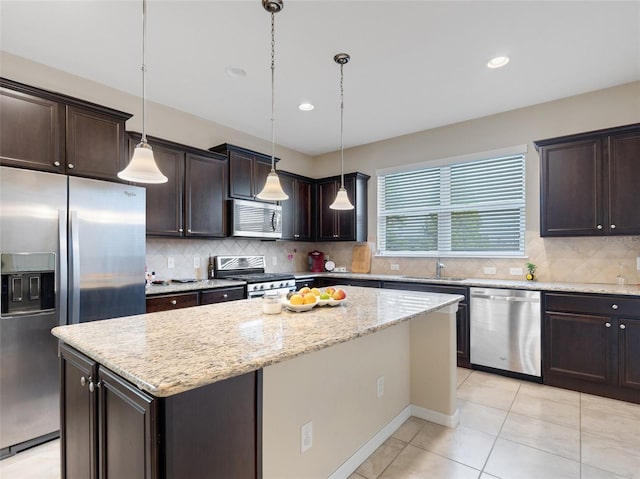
[213,255,295,298]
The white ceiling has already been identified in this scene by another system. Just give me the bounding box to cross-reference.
[2,1,639,156]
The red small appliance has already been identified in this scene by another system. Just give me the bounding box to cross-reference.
[308,250,325,272]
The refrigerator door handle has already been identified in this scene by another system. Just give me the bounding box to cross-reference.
[58,209,68,326]
[69,210,80,324]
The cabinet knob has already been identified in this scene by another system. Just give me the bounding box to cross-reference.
[179,228,183,233]
[294,234,299,238]
[67,163,74,169]
[88,381,95,393]
[610,224,616,229]
[53,161,61,167]
[605,322,611,328]
[188,229,192,233]
[170,300,177,305]
[620,323,626,330]
[80,376,87,387]
[223,293,228,298]
[612,304,618,310]
[596,224,603,230]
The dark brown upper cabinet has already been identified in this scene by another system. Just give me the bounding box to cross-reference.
[316,172,369,242]
[128,134,227,238]
[535,123,640,237]
[209,143,277,203]
[279,171,313,241]
[1,78,131,181]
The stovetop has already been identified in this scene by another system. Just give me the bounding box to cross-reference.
[213,255,295,284]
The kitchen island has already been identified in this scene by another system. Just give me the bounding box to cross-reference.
[52,286,462,478]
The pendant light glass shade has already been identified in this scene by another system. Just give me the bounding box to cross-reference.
[117,0,167,184]
[330,52,354,211]
[256,0,288,201]
[118,142,167,184]
[329,186,353,210]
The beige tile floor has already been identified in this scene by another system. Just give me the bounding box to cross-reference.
[351,369,640,479]
[1,369,638,479]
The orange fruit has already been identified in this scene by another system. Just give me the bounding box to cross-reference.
[299,287,311,295]
[310,287,321,296]
[303,294,317,304]
[289,294,304,305]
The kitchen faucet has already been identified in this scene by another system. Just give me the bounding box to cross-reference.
[435,258,444,278]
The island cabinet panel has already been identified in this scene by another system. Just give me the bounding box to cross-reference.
[535,123,640,237]
[60,343,98,479]
[98,367,156,479]
[543,293,640,403]
[316,172,370,242]
[382,281,470,368]
[60,344,263,479]
[279,172,314,241]
[1,78,131,181]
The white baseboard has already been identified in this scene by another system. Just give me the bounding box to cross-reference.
[411,404,459,428]
[328,404,459,479]
[328,405,412,479]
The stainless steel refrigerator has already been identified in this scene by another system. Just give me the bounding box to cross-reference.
[0,165,146,457]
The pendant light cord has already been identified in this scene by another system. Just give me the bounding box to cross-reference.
[141,0,148,144]
[270,11,276,172]
[340,62,345,189]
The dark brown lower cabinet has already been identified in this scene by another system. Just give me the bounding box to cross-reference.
[543,293,640,403]
[60,343,262,479]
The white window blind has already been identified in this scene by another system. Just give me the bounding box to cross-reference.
[377,154,525,256]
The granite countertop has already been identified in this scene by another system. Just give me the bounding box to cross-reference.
[52,287,462,398]
[295,272,640,297]
[145,279,246,296]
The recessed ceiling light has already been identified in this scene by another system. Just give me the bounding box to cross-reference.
[487,56,510,69]
[225,66,247,78]
[298,102,314,111]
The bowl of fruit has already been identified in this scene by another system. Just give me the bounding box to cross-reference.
[317,287,347,306]
[284,287,319,312]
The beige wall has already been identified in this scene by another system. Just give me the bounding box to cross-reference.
[263,322,410,478]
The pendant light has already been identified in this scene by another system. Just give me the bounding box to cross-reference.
[118,0,167,184]
[329,53,354,210]
[256,0,289,201]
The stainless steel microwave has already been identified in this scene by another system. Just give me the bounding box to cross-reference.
[230,199,282,239]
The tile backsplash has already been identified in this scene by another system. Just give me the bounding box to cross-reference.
[147,232,640,285]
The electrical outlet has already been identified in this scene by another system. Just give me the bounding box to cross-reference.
[376,376,384,398]
[637,256,640,271]
[509,267,523,276]
[272,256,277,266]
[168,257,175,269]
[301,421,313,453]
[483,266,496,275]
[193,256,201,269]
[390,264,400,271]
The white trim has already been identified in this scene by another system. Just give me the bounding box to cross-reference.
[328,403,460,479]
[411,404,460,428]
[375,143,528,176]
[328,405,411,479]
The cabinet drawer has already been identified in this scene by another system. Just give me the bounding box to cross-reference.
[545,293,640,317]
[146,292,199,313]
[200,287,245,305]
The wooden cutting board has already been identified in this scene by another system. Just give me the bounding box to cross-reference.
[351,244,371,273]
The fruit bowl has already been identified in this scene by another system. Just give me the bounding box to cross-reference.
[317,298,331,306]
[326,298,347,307]
[283,300,317,312]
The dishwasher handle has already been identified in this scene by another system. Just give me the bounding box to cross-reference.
[471,292,540,303]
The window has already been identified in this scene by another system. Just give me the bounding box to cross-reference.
[377,152,526,257]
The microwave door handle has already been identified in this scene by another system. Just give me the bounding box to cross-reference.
[69,210,80,324]
[271,211,278,232]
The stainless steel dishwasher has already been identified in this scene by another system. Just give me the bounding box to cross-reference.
[470,287,541,377]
